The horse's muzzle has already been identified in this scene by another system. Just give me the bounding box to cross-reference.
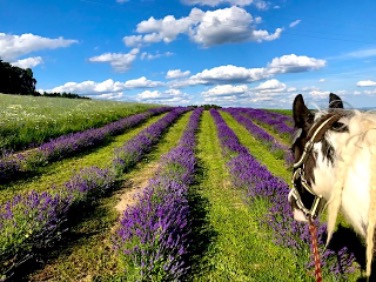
[288,189,309,222]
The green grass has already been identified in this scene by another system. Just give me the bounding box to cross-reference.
[220,111,291,183]
[192,111,307,281]
[266,109,292,116]
[26,111,193,281]
[0,93,158,152]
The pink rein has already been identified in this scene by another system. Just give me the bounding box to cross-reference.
[309,218,323,282]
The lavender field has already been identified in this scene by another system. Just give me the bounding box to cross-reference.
[0,99,364,281]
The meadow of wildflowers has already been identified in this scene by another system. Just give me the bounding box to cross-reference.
[0,94,158,152]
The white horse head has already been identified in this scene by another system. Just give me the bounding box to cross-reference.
[288,93,376,277]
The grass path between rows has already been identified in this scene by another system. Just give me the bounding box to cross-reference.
[27,111,193,281]
[252,118,290,146]
[0,113,169,203]
[220,112,291,183]
[192,111,307,281]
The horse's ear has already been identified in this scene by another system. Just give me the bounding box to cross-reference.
[329,93,344,109]
[293,94,313,129]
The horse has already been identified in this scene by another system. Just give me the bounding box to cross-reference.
[288,93,376,278]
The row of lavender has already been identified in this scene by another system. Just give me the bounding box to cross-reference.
[0,107,189,281]
[114,108,203,281]
[223,108,293,165]
[241,108,293,136]
[0,107,171,184]
[210,109,356,280]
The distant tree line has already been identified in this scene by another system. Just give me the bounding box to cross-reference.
[0,59,89,99]
[189,104,222,109]
[33,91,90,99]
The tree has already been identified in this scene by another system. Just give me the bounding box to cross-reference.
[0,59,37,95]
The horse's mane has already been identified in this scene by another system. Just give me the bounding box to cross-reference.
[322,109,376,277]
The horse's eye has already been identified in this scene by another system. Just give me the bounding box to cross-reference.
[332,122,348,132]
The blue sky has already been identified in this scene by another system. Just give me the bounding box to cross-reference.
[1,0,376,108]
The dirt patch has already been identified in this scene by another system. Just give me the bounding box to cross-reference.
[114,163,160,215]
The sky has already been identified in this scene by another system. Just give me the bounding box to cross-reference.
[1,0,376,109]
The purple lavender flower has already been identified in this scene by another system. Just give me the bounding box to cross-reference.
[114,108,203,280]
[113,107,189,176]
[0,107,171,183]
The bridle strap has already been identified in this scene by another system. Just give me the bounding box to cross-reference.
[291,113,344,219]
[293,114,343,169]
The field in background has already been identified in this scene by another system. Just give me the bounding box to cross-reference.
[0,94,158,152]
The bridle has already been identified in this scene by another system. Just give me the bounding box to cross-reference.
[290,113,345,219]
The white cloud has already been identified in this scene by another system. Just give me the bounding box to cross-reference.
[166,69,191,79]
[267,54,326,74]
[310,89,330,98]
[140,51,173,60]
[137,90,161,100]
[136,89,190,105]
[41,77,164,97]
[171,54,326,87]
[251,79,295,103]
[190,7,282,46]
[123,35,144,47]
[123,7,282,48]
[0,33,77,61]
[135,14,192,44]
[11,56,43,69]
[89,48,139,72]
[254,79,286,91]
[203,94,238,104]
[124,76,164,88]
[181,0,269,9]
[289,20,301,28]
[94,92,124,100]
[356,80,376,87]
[202,84,248,97]
[364,89,376,95]
[44,80,120,95]
[345,48,376,59]
[319,78,326,82]
[191,65,268,84]
[201,79,298,107]
[329,47,376,61]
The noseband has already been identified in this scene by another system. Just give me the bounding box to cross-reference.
[291,113,344,219]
